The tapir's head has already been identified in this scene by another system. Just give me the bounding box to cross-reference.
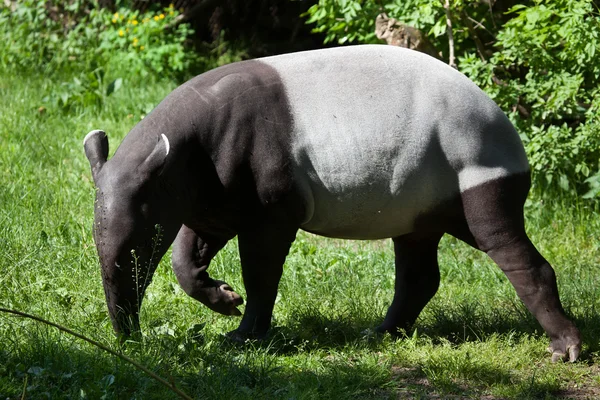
[83,129,176,337]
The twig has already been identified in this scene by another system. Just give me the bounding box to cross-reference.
[443,0,457,69]
[0,308,193,400]
[487,0,497,29]
[21,374,27,400]
[467,15,494,36]
[461,10,487,61]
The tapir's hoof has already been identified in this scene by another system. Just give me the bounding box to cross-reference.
[549,346,580,363]
[225,328,267,344]
[548,344,581,363]
[548,334,581,362]
[375,324,408,338]
[200,280,244,316]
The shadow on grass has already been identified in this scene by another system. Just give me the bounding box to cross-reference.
[0,333,156,399]
[231,298,600,364]
[3,311,597,400]
[390,364,567,400]
[192,342,572,399]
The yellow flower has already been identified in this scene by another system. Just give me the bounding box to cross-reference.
[140,46,145,51]
[113,12,119,18]
[153,15,159,21]
[118,29,124,37]
[169,10,174,16]
[132,38,138,46]
[132,20,138,25]
[159,13,165,19]
[169,3,174,8]
[111,18,117,23]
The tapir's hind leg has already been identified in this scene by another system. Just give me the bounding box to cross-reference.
[378,232,444,335]
[171,225,243,316]
[461,172,581,362]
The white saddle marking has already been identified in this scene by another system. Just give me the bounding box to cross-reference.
[260,45,528,239]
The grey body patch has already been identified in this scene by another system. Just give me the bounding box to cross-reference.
[260,45,528,239]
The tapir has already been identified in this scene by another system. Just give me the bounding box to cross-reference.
[84,45,580,361]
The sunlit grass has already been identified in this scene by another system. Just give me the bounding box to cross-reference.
[1,67,599,399]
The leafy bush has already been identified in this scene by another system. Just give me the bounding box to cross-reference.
[51,68,123,111]
[99,5,197,75]
[304,0,600,198]
[303,0,499,59]
[0,1,198,109]
[304,0,381,44]
[460,0,600,196]
[0,1,196,75]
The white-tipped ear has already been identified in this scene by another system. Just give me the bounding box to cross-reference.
[161,134,170,156]
[138,134,169,180]
[84,130,108,182]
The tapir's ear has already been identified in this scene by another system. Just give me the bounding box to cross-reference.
[83,130,109,182]
[138,133,170,179]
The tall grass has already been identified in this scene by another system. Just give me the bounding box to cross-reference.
[1,66,599,399]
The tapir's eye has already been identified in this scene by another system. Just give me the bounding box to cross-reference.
[140,203,150,217]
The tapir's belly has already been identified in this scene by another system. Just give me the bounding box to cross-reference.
[297,176,444,240]
[292,134,457,240]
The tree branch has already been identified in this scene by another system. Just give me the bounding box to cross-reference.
[460,10,487,61]
[443,0,456,69]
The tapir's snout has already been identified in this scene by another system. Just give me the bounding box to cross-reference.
[84,129,176,337]
[84,130,140,335]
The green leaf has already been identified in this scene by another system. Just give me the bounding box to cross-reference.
[506,4,527,14]
[106,78,122,97]
[559,174,570,191]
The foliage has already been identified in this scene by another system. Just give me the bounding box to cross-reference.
[461,0,600,195]
[0,0,198,110]
[50,68,123,112]
[304,0,600,198]
[304,0,381,44]
[303,0,496,58]
[0,1,196,75]
[101,5,196,75]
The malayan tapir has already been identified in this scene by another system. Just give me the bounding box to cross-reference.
[84,45,581,362]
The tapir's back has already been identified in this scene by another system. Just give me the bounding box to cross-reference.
[260,45,528,239]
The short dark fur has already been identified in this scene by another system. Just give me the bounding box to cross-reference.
[84,59,580,362]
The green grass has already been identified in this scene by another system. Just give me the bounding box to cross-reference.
[1,67,599,400]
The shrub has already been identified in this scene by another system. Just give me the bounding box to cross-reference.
[0,1,197,76]
[0,1,198,110]
[460,0,600,196]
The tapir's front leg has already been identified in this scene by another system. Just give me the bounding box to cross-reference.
[172,225,243,316]
[229,222,298,341]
